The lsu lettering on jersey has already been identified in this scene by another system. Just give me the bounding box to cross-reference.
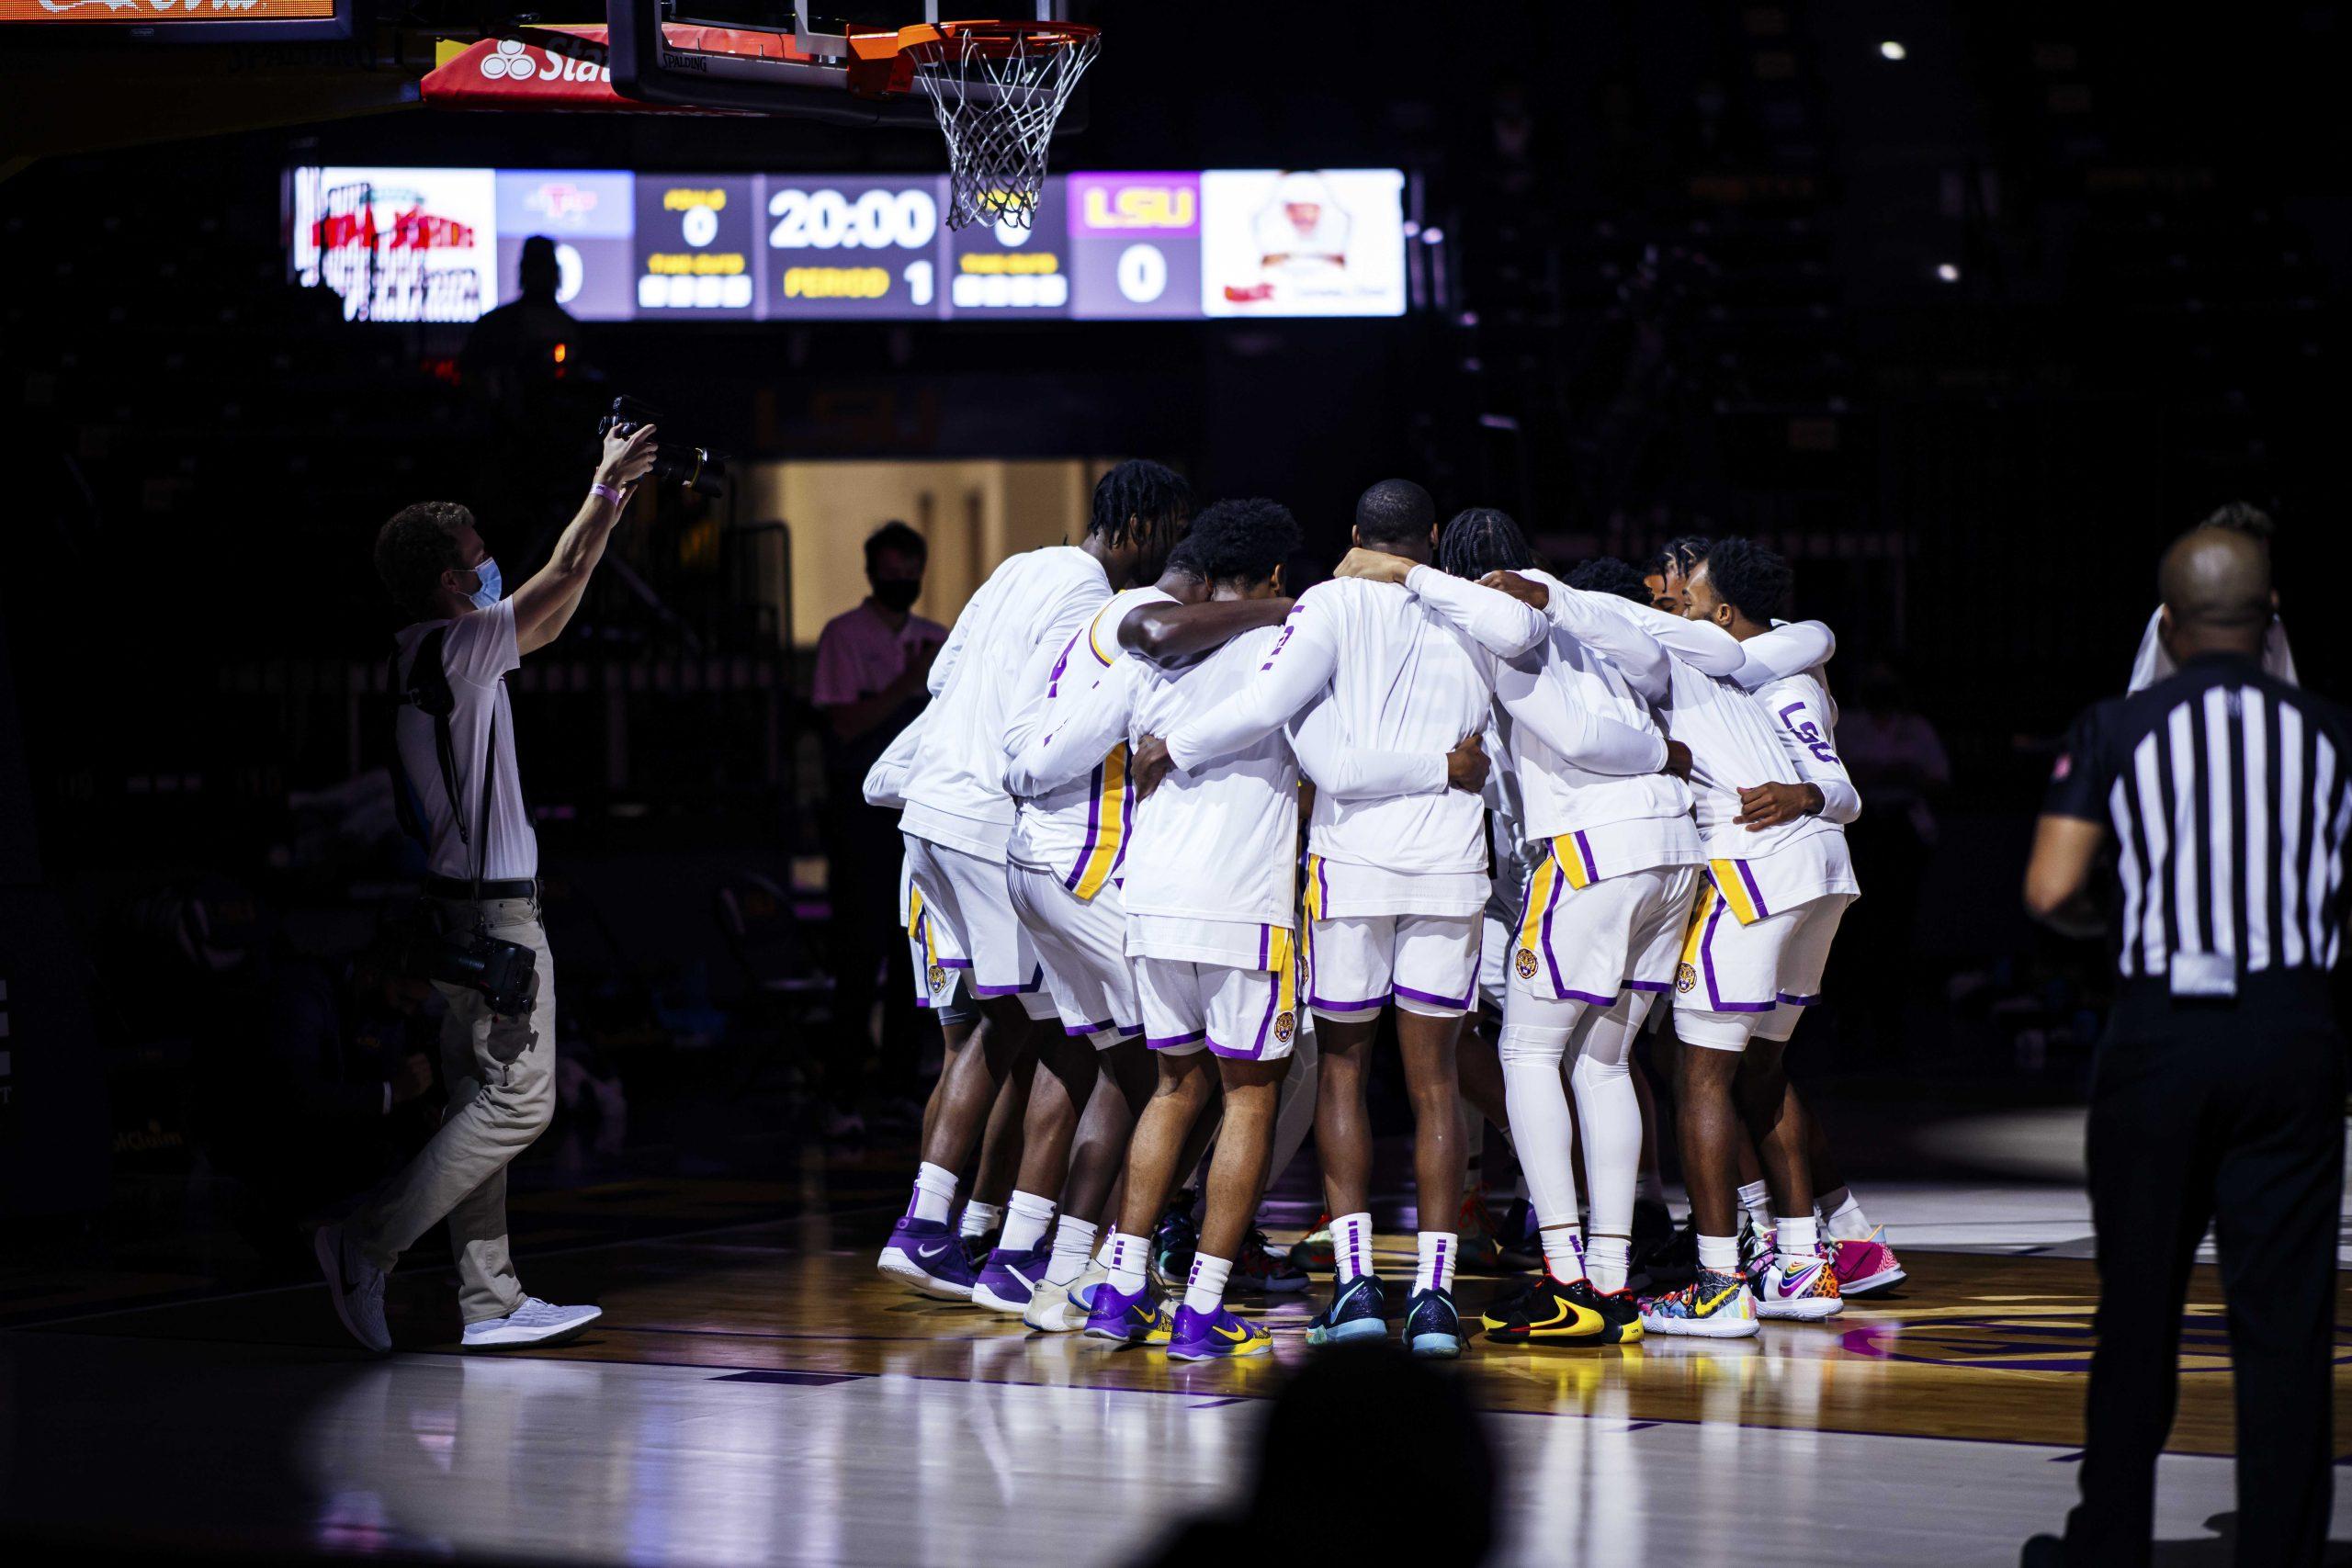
[1166,578,1492,917]
[1004,585,1176,899]
[899,547,1113,863]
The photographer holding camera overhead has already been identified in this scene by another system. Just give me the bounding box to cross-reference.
[313,417,661,1354]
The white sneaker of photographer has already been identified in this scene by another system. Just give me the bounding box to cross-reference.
[313,1223,392,1354]
[461,1297,604,1350]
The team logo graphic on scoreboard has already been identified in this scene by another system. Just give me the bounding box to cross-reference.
[1675,961,1699,995]
[1273,1010,1295,1044]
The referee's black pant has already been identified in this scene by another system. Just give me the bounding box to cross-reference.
[2067,973,2345,1568]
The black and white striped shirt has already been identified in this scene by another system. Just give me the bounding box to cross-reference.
[2045,652,2350,979]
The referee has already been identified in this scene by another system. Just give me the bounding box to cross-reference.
[2021,525,2347,1568]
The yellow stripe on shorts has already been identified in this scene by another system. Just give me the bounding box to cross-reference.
[1069,744,1129,900]
[1679,880,1718,972]
[1304,854,1324,921]
[1708,858,1763,925]
[1519,851,1560,953]
[1554,834,1595,891]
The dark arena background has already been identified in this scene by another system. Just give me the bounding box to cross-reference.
[1,5,2347,1565]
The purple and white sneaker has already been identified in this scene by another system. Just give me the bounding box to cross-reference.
[877,1216,978,1301]
[971,1243,1054,1314]
[1167,1303,1272,1360]
[1082,1280,1168,1345]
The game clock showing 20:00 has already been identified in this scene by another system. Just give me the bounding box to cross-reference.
[288,167,1409,324]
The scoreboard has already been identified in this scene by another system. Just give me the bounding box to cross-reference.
[290,166,1408,324]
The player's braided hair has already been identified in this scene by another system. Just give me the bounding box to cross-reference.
[1657,534,1713,581]
[1089,459,1192,546]
[1353,478,1436,548]
[1188,498,1301,585]
[1566,557,1652,605]
[375,501,473,619]
[1439,507,1534,580]
[1693,536,1792,623]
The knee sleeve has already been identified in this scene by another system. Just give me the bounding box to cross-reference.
[1498,1023,1573,1069]
[1498,1012,1583,1232]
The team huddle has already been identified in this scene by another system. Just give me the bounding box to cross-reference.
[864,461,1904,1360]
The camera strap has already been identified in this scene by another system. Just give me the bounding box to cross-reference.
[469,706,499,928]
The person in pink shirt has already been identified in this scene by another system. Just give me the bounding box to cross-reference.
[814,522,948,1133]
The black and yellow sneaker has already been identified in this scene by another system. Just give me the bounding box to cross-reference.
[1485,1273,1644,1346]
[1476,1273,1547,1332]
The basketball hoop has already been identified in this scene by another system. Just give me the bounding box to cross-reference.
[899,19,1100,231]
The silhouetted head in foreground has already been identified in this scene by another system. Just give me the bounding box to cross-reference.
[2157,526,2271,665]
[1137,1344,1496,1567]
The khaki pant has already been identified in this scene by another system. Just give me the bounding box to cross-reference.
[349,894,556,1325]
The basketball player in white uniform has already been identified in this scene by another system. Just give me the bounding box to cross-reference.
[979,538,1296,1320]
[1484,558,1859,1337]
[876,460,1191,1302]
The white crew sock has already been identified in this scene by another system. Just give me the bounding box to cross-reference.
[1415,1231,1457,1296]
[1001,1190,1055,1254]
[958,1199,1003,1238]
[1539,1225,1586,1284]
[1332,1212,1375,1284]
[1736,1179,1773,1237]
[1183,1254,1232,1316]
[910,1162,957,1224]
[1046,1216,1098,1286]
[1696,1233,1740,1275]
[1107,1229,1149,1297]
[1820,1187,1871,1242]
[1093,1228,1119,1270]
[1585,1235,1632,1295]
[1777,1214,1820,1270]
[1568,997,1642,1290]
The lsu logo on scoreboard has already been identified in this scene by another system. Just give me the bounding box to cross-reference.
[1080,184,1197,231]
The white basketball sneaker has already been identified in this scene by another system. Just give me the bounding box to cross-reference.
[313,1223,391,1354]
[461,1297,604,1349]
[1021,1261,1108,1332]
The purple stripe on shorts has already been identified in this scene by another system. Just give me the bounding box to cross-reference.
[1257,924,1270,971]
[1247,967,1279,1055]
[936,957,973,970]
[1314,858,1331,918]
[1064,762,1106,892]
[1776,991,1822,1007]
[1573,829,1600,884]
[1310,990,1391,1014]
[1063,1018,1114,1038]
[1700,896,1730,1010]
[1736,859,1770,920]
[1394,981,1476,1012]
[1147,1028,1207,1051]
[1555,987,1621,1006]
[972,965,1044,998]
[1624,978,1674,993]
[1537,856,1568,994]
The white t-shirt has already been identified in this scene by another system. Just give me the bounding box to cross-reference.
[394,599,536,882]
[899,545,1114,863]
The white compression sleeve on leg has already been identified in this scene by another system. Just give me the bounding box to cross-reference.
[1498,990,1586,1258]
[1568,994,1645,1286]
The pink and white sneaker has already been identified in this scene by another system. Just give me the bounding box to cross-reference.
[1755,1250,1844,1320]
[1827,1231,1906,1297]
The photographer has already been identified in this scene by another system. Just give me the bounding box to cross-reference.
[315,420,658,1353]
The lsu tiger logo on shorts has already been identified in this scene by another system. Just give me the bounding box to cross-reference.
[1273,1010,1296,1043]
[927,963,948,993]
[1675,961,1698,995]
[1514,947,1539,980]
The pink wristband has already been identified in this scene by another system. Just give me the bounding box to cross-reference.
[590,481,625,507]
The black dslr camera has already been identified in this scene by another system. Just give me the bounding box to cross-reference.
[402,918,537,1020]
[597,395,727,496]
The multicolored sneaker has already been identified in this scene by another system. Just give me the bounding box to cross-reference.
[1167,1303,1272,1360]
[1639,1267,1760,1338]
[1483,1273,1642,1346]
[1827,1231,1906,1297]
[970,1243,1054,1314]
[1232,1228,1311,1294]
[1455,1190,1505,1273]
[1150,1190,1201,1288]
[1292,1213,1337,1272]
[1083,1280,1167,1345]
[1306,1273,1390,1346]
[1755,1250,1844,1320]
[877,1216,979,1302]
[1404,1286,1465,1359]
[1737,1215,1776,1280]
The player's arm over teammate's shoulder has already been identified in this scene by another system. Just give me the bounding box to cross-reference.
[1116,594,1294,666]
[1329,545,1548,660]
[1003,657,1139,799]
[1161,588,1341,774]
[1486,644,1672,778]
[1287,697,1469,799]
[1733,618,1836,692]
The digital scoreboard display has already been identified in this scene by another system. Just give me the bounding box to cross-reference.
[288,166,1410,324]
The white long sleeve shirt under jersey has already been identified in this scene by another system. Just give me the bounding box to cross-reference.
[899,546,1114,863]
[1549,590,1856,919]
[1754,669,1861,827]
[1162,578,1498,915]
[1001,584,1176,898]
[1409,566,1698,882]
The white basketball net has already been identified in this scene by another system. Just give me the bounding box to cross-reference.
[907,26,1099,231]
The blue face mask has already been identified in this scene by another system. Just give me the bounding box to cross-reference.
[467,557,503,610]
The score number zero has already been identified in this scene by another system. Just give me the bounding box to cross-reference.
[769,186,938,306]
